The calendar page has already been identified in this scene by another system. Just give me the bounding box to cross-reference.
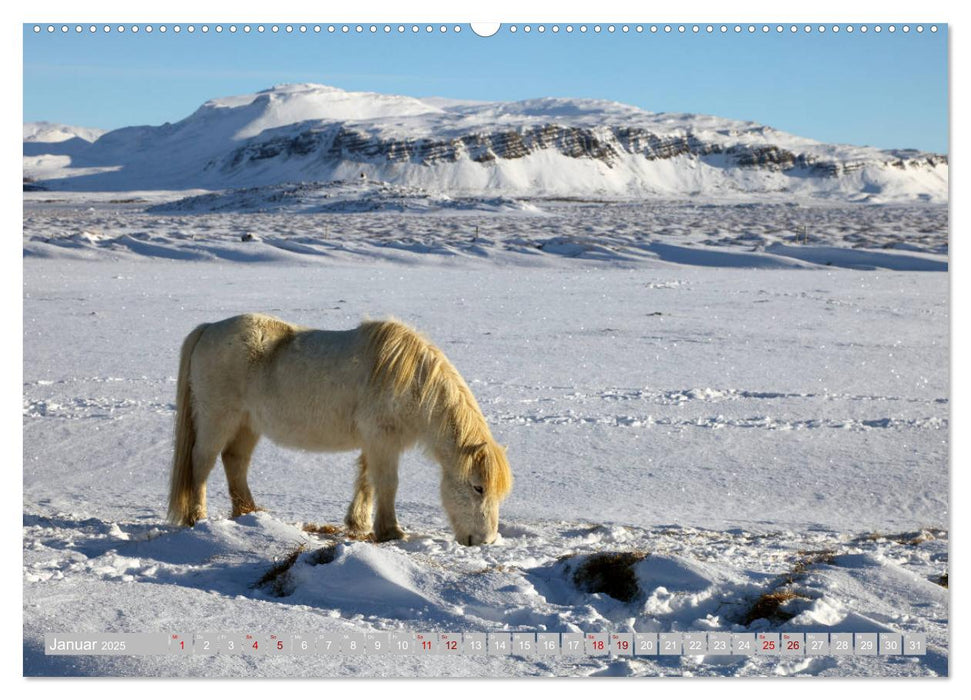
[21,1,950,681]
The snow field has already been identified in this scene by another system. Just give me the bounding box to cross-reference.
[23,247,948,677]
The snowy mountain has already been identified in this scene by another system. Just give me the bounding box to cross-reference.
[23,83,947,202]
[24,121,106,144]
[24,122,109,188]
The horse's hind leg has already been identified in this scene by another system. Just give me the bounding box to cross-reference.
[222,425,261,518]
[188,412,241,524]
[344,453,374,535]
[188,442,220,525]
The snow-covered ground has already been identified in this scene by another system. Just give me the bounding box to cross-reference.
[22,196,948,677]
[24,191,947,270]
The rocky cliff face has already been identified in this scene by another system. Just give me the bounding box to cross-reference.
[213,122,947,180]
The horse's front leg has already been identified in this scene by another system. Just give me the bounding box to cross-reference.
[368,448,405,542]
[344,453,374,535]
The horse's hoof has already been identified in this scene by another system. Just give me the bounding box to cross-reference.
[374,527,406,542]
[345,528,374,541]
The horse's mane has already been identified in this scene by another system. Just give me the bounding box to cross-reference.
[360,319,512,498]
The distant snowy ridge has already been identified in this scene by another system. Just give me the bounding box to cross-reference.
[24,122,109,187]
[24,83,947,202]
[24,121,106,143]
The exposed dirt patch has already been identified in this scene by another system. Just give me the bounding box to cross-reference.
[572,551,649,603]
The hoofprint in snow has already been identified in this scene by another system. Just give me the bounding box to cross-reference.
[23,200,948,677]
[23,83,947,202]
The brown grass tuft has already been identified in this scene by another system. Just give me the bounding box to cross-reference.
[741,589,808,626]
[791,549,838,574]
[254,543,306,597]
[858,529,945,546]
[740,549,834,626]
[572,551,649,603]
[254,542,342,597]
[302,523,343,536]
[302,522,375,542]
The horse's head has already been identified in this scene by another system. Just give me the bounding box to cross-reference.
[441,440,512,546]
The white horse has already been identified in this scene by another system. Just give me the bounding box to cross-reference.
[167,313,512,545]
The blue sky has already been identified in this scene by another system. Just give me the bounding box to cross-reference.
[23,22,948,153]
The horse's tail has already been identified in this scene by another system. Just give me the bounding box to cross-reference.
[167,323,210,526]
